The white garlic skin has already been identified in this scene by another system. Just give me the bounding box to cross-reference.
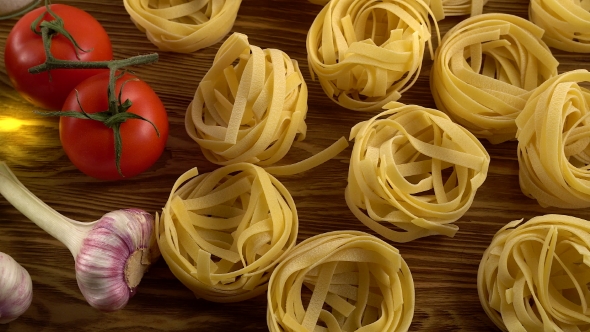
[0,252,33,324]
[75,208,156,311]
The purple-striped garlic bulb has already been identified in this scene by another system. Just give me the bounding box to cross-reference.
[0,252,33,323]
[0,162,158,311]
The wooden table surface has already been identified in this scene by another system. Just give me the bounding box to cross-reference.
[0,0,589,331]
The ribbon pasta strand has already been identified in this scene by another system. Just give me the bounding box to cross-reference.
[156,163,298,302]
[516,70,590,209]
[436,0,487,17]
[186,32,349,174]
[346,103,490,243]
[478,214,590,332]
[431,13,559,144]
[267,231,414,332]
[122,0,242,53]
[530,0,590,52]
[306,0,440,112]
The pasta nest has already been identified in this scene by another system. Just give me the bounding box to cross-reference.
[156,163,298,302]
[122,0,242,53]
[431,13,559,144]
[478,215,590,332]
[267,231,414,332]
[308,0,488,18]
[186,32,310,166]
[345,103,490,243]
[306,0,440,112]
[529,0,590,52]
[516,70,590,209]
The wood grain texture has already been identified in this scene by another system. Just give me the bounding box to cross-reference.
[0,0,589,331]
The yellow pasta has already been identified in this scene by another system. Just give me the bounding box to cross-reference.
[308,0,486,18]
[346,103,490,242]
[516,70,590,209]
[186,32,349,174]
[267,231,414,332]
[156,163,298,302]
[530,0,590,52]
[306,0,440,112]
[122,0,242,53]
[434,0,487,17]
[431,13,559,144]
[185,32,307,165]
[478,214,590,332]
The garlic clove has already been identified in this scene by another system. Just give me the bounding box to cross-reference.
[75,208,158,311]
[0,252,33,324]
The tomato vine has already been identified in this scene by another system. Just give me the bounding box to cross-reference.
[28,0,163,178]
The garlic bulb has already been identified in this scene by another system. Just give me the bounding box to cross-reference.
[0,162,158,311]
[0,252,33,324]
[74,209,156,310]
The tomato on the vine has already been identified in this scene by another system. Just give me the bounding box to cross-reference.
[60,72,169,180]
[4,4,113,110]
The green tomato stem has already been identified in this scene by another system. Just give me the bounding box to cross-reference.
[28,52,158,75]
[31,4,90,59]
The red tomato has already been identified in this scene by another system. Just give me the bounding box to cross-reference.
[60,72,169,180]
[4,4,113,110]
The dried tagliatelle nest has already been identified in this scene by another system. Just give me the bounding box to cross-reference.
[308,0,487,18]
[306,0,440,111]
[186,32,348,174]
[186,32,308,165]
[156,163,298,302]
[122,0,242,53]
[267,231,414,332]
[530,0,590,52]
[346,103,490,242]
[516,70,590,209]
[431,13,559,144]
[478,214,590,331]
